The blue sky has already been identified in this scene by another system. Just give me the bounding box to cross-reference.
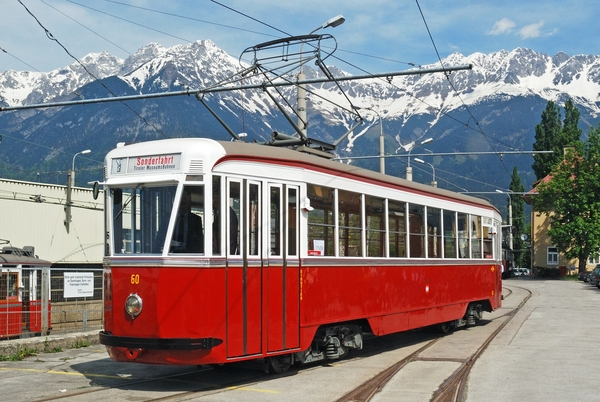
[1,0,599,74]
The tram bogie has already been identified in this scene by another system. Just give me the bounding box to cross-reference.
[99,138,502,372]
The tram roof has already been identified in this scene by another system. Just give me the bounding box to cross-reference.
[105,137,498,213]
[0,247,51,267]
[218,140,498,212]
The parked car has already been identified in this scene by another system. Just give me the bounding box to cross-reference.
[588,265,600,287]
[513,268,530,276]
[579,270,590,281]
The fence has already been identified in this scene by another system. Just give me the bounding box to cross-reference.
[1,267,103,339]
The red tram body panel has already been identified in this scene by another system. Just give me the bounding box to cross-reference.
[99,139,502,370]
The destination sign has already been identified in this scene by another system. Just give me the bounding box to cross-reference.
[111,153,181,175]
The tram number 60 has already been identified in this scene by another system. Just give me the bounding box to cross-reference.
[131,274,140,285]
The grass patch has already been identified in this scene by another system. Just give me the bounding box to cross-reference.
[71,339,91,349]
[43,338,63,353]
[0,347,38,362]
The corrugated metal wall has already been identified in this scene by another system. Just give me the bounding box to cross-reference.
[0,179,103,264]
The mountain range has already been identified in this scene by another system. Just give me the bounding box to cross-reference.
[1,39,600,201]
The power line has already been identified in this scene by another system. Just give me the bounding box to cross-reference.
[18,0,167,138]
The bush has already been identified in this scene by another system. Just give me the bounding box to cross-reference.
[534,266,560,279]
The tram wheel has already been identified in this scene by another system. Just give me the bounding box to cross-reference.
[438,321,455,334]
[267,355,292,374]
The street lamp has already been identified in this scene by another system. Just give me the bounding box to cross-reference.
[414,157,436,187]
[297,15,345,138]
[71,149,91,187]
[403,138,433,181]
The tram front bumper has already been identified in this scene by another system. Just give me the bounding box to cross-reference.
[99,331,223,350]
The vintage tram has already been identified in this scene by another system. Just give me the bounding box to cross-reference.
[99,138,502,372]
[0,245,51,338]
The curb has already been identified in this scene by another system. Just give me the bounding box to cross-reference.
[0,330,100,357]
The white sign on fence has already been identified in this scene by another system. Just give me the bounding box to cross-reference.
[63,272,94,298]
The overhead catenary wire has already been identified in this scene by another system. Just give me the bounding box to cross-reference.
[415,0,513,179]
[6,1,527,187]
[17,0,168,138]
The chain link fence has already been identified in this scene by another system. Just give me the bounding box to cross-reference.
[1,267,103,339]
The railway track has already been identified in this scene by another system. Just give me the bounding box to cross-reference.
[335,285,532,402]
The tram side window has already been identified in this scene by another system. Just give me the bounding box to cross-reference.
[457,213,469,258]
[427,207,442,258]
[212,176,222,255]
[170,186,205,254]
[443,210,457,258]
[339,190,362,257]
[483,223,494,259]
[229,182,241,255]
[366,195,385,257]
[287,188,298,256]
[388,200,406,258]
[270,186,282,256]
[409,204,425,258]
[113,186,176,254]
[471,215,482,259]
[0,272,18,299]
[307,184,335,256]
[248,183,260,256]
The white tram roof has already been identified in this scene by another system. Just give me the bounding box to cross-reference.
[104,137,498,213]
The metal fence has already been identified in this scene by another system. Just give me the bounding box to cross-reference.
[1,267,103,339]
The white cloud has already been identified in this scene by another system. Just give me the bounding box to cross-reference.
[519,21,545,38]
[487,18,516,35]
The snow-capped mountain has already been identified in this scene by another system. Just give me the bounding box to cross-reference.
[1,40,600,194]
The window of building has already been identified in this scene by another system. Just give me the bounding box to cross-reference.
[547,247,559,265]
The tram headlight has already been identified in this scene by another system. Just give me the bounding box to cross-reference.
[125,294,143,318]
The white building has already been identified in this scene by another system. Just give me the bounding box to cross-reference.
[0,178,103,266]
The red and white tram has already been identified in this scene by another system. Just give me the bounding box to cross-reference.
[0,246,51,338]
[99,138,502,372]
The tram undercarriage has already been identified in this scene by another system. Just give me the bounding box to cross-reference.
[262,324,364,374]
[264,302,487,374]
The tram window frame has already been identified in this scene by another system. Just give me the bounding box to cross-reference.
[307,184,335,256]
[228,181,241,256]
[287,187,298,256]
[338,189,362,257]
[365,195,385,257]
[457,212,470,258]
[169,185,205,254]
[471,215,482,259]
[212,176,222,255]
[248,182,261,257]
[443,210,458,258]
[408,203,425,258]
[388,200,407,258]
[482,217,494,259]
[269,185,282,257]
[0,271,18,299]
[427,207,442,259]
[111,185,177,255]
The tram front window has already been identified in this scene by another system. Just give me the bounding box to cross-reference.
[170,186,205,254]
[112,185,177,254]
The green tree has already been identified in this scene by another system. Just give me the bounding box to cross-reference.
[532,99,582,180]
[508,167,526,267]
[532,125,600,273]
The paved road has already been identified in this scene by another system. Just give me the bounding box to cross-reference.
[466,278,600,401]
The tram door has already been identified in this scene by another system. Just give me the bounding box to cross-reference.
[225,180,262,358]
[266,184,300,352]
